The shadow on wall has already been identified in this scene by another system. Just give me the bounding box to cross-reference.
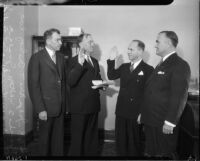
[176,47,184,59]
[93,43,119,129]
[92,43,102,61]
[142,50,151,64]
[92,43,107,129]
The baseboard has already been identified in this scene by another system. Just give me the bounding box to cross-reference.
[3,131,33,156]
[2,127,115,156]
[99,128,115,142]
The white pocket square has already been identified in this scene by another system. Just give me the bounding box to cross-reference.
[157,71,165,74]
[138,71,144,75]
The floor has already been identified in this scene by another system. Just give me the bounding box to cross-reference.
[27,117,118,157]
[0,0,72,5]
[27,132,117,157]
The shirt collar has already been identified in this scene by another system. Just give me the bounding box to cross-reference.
[131,59,142,69]
[84,54,89,60]
[45,46,55,58]
[162,51,176,62]
[84,54,92,61]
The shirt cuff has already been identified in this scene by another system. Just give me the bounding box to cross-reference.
[164,120,176,127]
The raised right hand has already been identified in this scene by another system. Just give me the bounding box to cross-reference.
[39,111,47,121]
[109,46,119,60]
[78,48,85,65]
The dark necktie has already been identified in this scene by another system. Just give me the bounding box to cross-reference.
[130,63,134,72]
[87,56,93,67]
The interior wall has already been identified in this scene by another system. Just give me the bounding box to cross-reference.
[35,0,199,130]
[24,6,38,134]
[3,6,38,135]
[3,6,26,135]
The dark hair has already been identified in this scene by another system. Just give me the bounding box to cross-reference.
[78,33,91,44]
[159,31,178,47]
[43,28,60,44]
[132,39,145,51]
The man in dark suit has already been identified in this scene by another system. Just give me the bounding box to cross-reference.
[139,31,191,159]
[107,40,154,156]
[67,33,103,156]
[28,28,66,156]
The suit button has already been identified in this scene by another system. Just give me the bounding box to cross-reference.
[58,80,61,83]
[130,98,134,101]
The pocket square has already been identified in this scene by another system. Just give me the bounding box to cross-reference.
[138,71,144,75]
[157,71,165,75]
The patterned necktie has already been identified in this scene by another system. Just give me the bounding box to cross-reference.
[130,63,134,72]
[52,53,56,64]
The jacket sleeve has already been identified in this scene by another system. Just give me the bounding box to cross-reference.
[107,59,121,80]
[165,62,191,125]
[95,59,102,80]
[28,54,45,113]
[139,65,154,114]
[61,55,69,113]
[67,57,86,87]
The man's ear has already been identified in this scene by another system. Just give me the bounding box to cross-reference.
[167,38,172,47]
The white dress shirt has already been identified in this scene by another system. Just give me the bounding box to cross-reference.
[162,51,176,62]
[131,59,142,69]
[85,54,94,67]
[46,47,56,63]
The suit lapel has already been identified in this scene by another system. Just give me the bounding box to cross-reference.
[132,61,143,74]
[129,60,143,76]
[146,53,178,85]
[56,52,62,80]
[43,49,61,78]
[127,61,144,83]
[158,53,178,70]
[85,57,95,71]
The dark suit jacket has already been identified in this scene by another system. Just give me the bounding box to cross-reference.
[28,48,66,117]
[107,60,154,119]
[141,53,191,127]
[67,55,102,114]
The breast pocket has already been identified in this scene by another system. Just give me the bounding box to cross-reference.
[156,72,170,89]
